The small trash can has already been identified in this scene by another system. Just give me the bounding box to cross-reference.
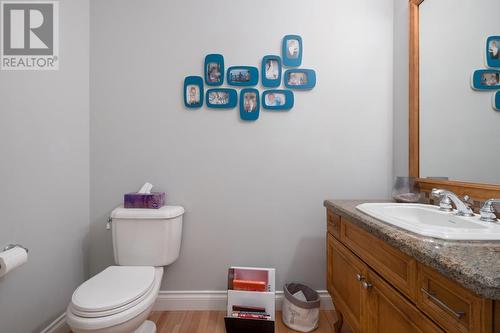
[282,283,320,332]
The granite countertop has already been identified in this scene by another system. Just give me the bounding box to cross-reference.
[324,199,500,300]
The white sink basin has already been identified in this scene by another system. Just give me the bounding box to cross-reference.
[356,203,500,240]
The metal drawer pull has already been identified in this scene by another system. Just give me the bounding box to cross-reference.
[356,274,365,281]
[421,288,465,319]
[362,281,372,289]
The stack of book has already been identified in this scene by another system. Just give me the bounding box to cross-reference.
[231,306,271,320]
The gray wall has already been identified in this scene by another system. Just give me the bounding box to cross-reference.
[419,0,500,183]
[0,1,89,332]
[393,0,409,178]
[90,0,394,291]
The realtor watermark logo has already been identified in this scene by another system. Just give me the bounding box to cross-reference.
[1,1,59,70]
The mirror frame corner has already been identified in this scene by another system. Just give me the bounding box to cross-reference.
[408,0,500,201]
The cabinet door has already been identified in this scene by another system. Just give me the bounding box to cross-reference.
[330,235,368,333]
[365,269,444,333]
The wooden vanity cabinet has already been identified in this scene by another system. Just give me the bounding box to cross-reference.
[326,209,497,333]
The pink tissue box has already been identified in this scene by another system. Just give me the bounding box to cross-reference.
[124,192,165,209]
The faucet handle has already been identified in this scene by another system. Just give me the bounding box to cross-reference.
[480,199,500,223]
[431,188,453,212]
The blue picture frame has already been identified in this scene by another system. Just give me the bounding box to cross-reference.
[261,55,282,87]
[205,54,224,86]
[282,35,302,67]
[239,88,260,121]
[227,66,259,86]
[494,91,500,111]
[206,88,238,109]
[486,36,500,68]
[262,90,294,111]
[471,69,500,90]
[284,69,316,90]
[183,76,204,108]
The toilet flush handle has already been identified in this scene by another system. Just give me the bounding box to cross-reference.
[106,217,112,230]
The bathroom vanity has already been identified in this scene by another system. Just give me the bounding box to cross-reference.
[324,200,500,333]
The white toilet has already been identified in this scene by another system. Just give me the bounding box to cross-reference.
[67,205,185,333]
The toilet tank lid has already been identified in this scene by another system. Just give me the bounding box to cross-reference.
[111,205,185,220]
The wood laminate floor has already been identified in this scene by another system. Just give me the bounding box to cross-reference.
[147,310,352,333]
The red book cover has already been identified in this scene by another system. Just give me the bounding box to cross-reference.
[232,279,267,292]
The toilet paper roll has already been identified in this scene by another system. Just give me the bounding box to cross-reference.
[0,247,28,278]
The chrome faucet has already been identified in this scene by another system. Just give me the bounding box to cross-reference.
[431,189,475,217]
[479,199,500,223]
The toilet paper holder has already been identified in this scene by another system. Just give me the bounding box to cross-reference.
[2,244,28,253]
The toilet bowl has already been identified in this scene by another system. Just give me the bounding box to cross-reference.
[67,266,163,333]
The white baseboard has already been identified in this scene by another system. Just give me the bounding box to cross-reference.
[39,313,70,333]
[153,290,333,311]
[41,290,333,332]
[152,290,228,311]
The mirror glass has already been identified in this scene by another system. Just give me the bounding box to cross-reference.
[419,0,500,184]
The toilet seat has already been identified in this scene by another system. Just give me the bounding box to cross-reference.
[71,266,155,317]
[67,266,163,331]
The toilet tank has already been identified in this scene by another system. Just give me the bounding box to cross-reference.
[110,205,184,266]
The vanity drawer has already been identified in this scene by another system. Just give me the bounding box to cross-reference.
[416,264,493,333]
[326,210,341,239]
[340,217,417,299]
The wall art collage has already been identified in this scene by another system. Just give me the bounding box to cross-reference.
[183,35,316,121]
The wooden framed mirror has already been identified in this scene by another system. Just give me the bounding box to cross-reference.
[408,0,500,201]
